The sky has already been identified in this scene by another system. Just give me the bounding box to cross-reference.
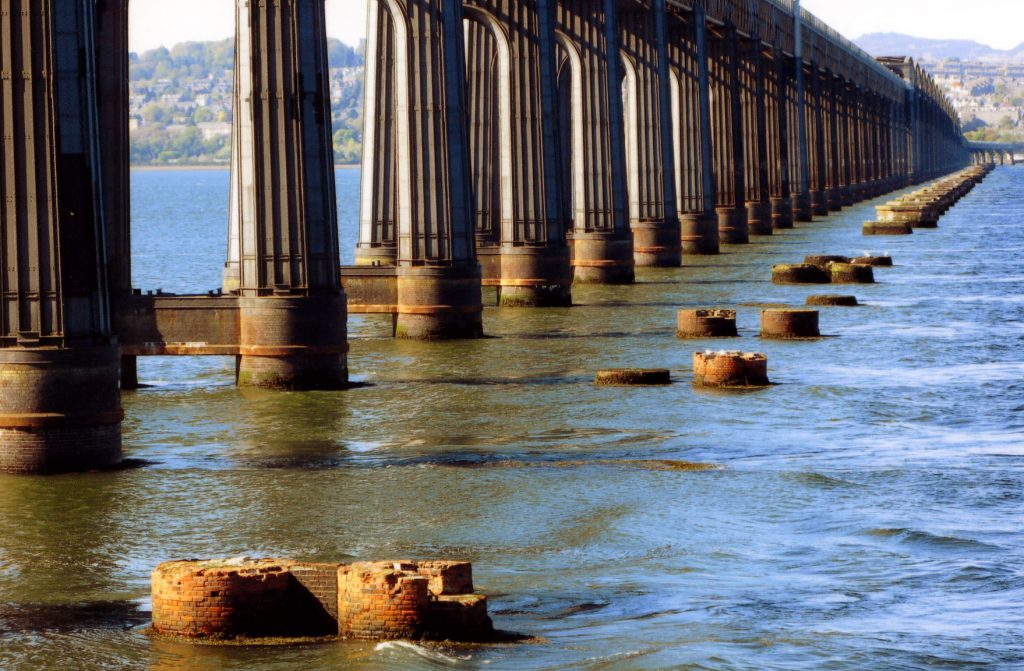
[128,0,1024,53]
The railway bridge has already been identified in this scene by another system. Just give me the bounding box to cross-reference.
[0,0,976,472]
[968,141,1023,166]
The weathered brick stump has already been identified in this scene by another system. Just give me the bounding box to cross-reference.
[151,559,298,639]
[771,264,830,285]
[594,369,672,386]
[339,561,492,641]
[760,309,821,339]
[828,262,875,284]
[151,558,494,643]
[851,255,893,267]
[804,255,850,269]
[875,202,939,229]
[693,352,769,388]
[676,309,738,338]
[807,295,859,307]
[863,221,912,235]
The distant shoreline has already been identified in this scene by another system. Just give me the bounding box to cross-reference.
[131,164,361,171]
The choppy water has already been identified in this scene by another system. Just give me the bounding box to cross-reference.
[1,167,1023,670]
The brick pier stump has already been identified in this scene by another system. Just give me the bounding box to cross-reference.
[152,558,494,643]
[594,369,672,386]
[851,255,893,267]
[804,255,850,269]
[676,309,738,338]
[693,352,770,388]
[863,221,912,235]
[151,559,297,639]
[828,262,875,284]
[760,309,821,339]
[807,295,859,307]
[771,264,830,285]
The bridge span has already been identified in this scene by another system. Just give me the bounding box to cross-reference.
[968,141,1023,166]
[0,0,983,473]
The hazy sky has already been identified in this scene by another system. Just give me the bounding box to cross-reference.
[128,0,1024,53]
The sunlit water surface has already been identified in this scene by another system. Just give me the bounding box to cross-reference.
[1,166,1022,670]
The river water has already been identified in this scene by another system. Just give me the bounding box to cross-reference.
[1,167,1022,670]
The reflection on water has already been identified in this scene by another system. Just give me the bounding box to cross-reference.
[1,167,1024,670]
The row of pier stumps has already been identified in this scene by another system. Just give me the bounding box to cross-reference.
[148,166,994,646]
[594,164,995,391]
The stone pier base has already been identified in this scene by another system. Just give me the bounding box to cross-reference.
[746,201,774,236]
[680,212,720,255]
[0,346,123,474]
[571,234,635,284]
[396,265,484,339]
[237,295,348,390]
[498,246,572,307]
[717,207,749,244]
[632,218,682,267]
[770,197,793,230]
[792,192,813,222]
[811,190,830,216]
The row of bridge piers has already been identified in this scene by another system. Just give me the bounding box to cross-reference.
[353,0,970,325]
[971,149,1018,166]
[0,0,994,473]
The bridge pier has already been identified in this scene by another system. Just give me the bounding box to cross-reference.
[362,0,484,335]
[558,0,635,283]
[621,0,682,266]
[94,0,136,390]
[231,0,349,382]
[709,22,748,244]
[740,41,772,236]
[838,80,856,206]
[807,70,830,216]
[825,73,843,211]
[356,0,399,268]
[0,0,123,474]
[668,6,718,254]
[765,50,793,229]
[790,11,813,222]
[465,20,502,283]
[465,0,572,306]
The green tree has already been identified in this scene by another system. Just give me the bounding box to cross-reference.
[141,102,170,125]
[193,107,215,124]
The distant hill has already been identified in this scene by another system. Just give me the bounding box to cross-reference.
[856,33,1024,63]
